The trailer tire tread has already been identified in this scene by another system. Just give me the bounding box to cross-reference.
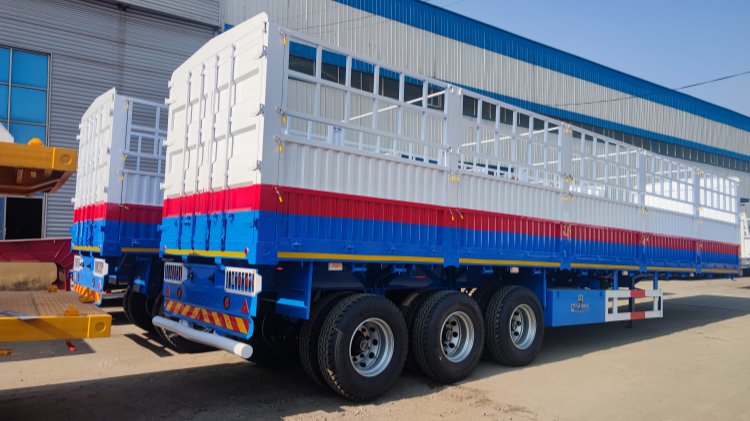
[472,285,502,314]
[318,294,407,401]
[299,292,350,387]
[412,290,484,383]
[485,286,544,367]
[125,285,155,333]
[400,290,440,373]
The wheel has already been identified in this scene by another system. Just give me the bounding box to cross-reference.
[484,286,544,367]
[412,291,484,383]
[317,294,408,400]
[299,292,351,387]
[151,294,211,353]
[400,290,440,372]
[246,304,301,367]
[124,285,154,332]
[122,285,136,325]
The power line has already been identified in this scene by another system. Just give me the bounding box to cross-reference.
[439,0,469,8]
[551,69,750,108]
[290,13,374,32]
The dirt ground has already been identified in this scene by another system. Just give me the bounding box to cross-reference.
[2,278,750,421]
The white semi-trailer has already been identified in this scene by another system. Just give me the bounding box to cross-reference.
[153,14,740,400]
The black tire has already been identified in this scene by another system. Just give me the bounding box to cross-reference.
[299,292,351,387]
[400,290,440,373]
[122,285,136,325]
[151,294,211,353]
[472,285,502,314]
[484,286,544,367]
[246,304,301,367]
[124,285,154,332]
[412,291,484,383]
[317,294,408,401]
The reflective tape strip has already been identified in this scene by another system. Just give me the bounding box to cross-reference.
[164,299,249,335]
[72,283,101,303]
[605,289,663,322]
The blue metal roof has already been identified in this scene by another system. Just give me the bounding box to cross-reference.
[334,0,750,134]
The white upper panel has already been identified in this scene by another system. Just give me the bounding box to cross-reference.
[164,13,268,199]
[164,14,740,243]
[74,88,167,208]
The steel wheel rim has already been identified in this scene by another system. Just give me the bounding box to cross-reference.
[349,317,394,377]
[440,311,475,363]
[509,303,536,350]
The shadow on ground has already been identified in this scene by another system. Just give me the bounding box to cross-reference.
[1,294,749,419]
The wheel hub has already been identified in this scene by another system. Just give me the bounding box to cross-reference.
[440,311,475,363]
[508,303,537,350]
[349,318,394,377]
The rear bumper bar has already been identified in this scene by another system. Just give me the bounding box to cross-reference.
[152,316,253,358]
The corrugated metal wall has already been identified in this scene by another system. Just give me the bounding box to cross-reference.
[119,0,220,26]
[224,0,750,197]
[0,0,214,237]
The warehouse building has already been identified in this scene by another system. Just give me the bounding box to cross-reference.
[0,0,748,240]
[0,0,219,239]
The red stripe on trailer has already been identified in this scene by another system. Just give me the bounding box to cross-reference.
[647,235,696,252]
[161,184,740,252]
[630,289,646,298]
[74,202,162,224]
[630,311,646,320]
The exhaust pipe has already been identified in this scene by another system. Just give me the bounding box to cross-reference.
[152,316,253,359]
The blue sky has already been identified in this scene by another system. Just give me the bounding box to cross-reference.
[429,0,750,117]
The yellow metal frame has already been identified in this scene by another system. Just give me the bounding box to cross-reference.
[165,248,247,259]
[0,314,111,342]
[72,245,101,252]
[279,251,444,264]
[0,142,77,195]
[459,258,560,267]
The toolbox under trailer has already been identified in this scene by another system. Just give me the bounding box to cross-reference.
[154,14,740,400]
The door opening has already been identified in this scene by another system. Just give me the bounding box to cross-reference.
[4,197,43,239]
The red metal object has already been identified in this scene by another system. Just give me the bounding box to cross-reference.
[0,238,74,290]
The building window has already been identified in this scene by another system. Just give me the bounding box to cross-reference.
[462,95,478,118]
[481,102,496,122]
[404,76,423,107]
[351,59,374,93]
[0,46,49,144]
[379,68,400,100]
[0,46,49,240]
[321,50,346,85]
[288,41,316,76]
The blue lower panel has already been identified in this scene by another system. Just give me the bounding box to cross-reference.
[71,219,160,256]
[161,211,738,270]
[545,289,606,327]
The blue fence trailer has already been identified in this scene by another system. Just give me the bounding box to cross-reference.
[153,14,740,400]
[70,89,168,334]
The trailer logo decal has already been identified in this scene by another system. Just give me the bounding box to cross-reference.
[570,294,589,313]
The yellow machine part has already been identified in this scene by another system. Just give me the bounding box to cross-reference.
[0,139,77,196]
[0,291,111,342]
